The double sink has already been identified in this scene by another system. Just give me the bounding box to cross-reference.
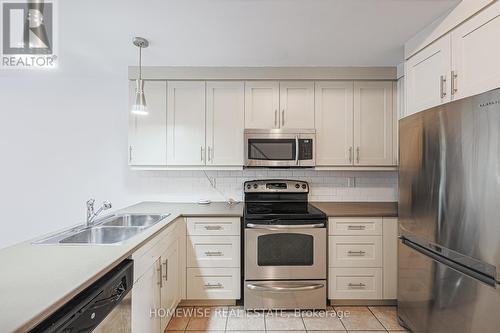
[34,214,170,245]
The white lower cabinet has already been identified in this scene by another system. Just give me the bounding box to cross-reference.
[132,260,161,333]
[185,217,241,300]
[187,267,241,300]
[131,218,185,333]
[328,217,397,301]
[329,267,382,299]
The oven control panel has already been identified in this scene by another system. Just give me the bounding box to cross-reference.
[244,180,309,193]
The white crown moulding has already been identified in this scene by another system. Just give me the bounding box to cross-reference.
[127,66,397,81]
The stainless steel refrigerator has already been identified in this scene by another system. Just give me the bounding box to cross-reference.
[398,88,500,333]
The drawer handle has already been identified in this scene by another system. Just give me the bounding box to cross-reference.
[348,283,366,288]
[204,251,223,257]
[347,250,366,256]
[347,225,366,230]
[246,283,324,292]
[204,282,223,289]
[204,225,223,231]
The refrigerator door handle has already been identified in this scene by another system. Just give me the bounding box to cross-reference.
[402,238,497,287]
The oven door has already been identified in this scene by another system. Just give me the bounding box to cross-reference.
[245,226,326,280]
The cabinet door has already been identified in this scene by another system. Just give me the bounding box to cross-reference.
[206,81,244,166]
[406,34,451,115]
[128,80,167,166]
[353,81,394,166]
[383,218,398,299]
[244,81,279,129]
[167,81,206,165]
[132,260,161,333]
[279,81,315,128]
[314,81,354,166]
[452,2,500,100]
[159,238,179,332]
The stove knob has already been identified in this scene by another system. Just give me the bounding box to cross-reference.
[253,184,258,189]
[301,184,307,189]
[295,184,300,189]
[246,185,251,189]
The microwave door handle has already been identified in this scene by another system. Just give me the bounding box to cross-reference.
[295,135,299,165]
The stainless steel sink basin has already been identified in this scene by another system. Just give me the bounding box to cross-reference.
[100,214,168,228]
[33,213,170,245]
[59,226,143,244]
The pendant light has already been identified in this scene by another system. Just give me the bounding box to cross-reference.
[131,37,149,115]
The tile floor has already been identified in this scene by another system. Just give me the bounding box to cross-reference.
[165,306,407,333]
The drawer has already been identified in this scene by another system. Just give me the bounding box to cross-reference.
[329,218,382,236]
[187,217,240,236]
[186,267,240,300]
[329,267,382,299]
[329,236,382,268]
[187,235,240,268]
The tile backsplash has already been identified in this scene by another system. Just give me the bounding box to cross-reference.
[128,169,398,203]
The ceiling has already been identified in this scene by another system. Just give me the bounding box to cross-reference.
[55,0,461,72]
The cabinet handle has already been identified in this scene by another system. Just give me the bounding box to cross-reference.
[204,251,223,257]
[281,110,285,126]
[207,147,211,162]
[348,147,353,163]
[200,146,204,162]
[163,259,168,281]
[204,225,222,230]
[348,283,366,288]
[440,75,447,99]
[204,282,223,289]
[348,250,366,256]
[274,109,278,127]
[356,147,360,164]
[129,146,133,163]
[348,225,366,230]
[451,71,458,96]
[211,147,214,161]
[157,263,163,287]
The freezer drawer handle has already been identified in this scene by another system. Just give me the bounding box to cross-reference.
[348,283,366,288]
[204,282,223,289]
[347,225,366,230]
[204,251,223,257]
[347,250,366,256]
[204,225,223,231]
[247,223,324,230]
[246,283,324,292]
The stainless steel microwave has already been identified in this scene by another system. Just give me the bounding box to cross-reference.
[244,129,315,167]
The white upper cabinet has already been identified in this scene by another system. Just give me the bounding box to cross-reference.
[451,1,500,101]
[128,81,167,166]
[279,81,315,128]
[206,82,245,166]
[244,81,279,129]
[315,81,354,166]
[406,34,451,116]
[354,81,394,166]
[244,81,314,129]
[167,81,206,166]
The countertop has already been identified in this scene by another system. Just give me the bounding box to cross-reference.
[0,201,243,333]
[0,200,396,332]
[311,201,398,217]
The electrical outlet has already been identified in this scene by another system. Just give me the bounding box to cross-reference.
[347,177,356,188]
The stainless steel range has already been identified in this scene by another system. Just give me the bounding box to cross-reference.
[243,180,327,310]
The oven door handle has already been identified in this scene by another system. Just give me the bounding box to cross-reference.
[246,223,324,229]
[246,283,324,292]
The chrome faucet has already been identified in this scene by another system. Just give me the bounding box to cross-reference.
[86,198,112,227]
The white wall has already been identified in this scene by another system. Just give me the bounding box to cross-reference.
[3,0,461,249]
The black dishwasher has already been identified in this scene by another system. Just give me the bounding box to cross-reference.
[30,259,133,333]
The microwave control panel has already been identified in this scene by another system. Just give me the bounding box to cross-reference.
[299,139,313,160]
